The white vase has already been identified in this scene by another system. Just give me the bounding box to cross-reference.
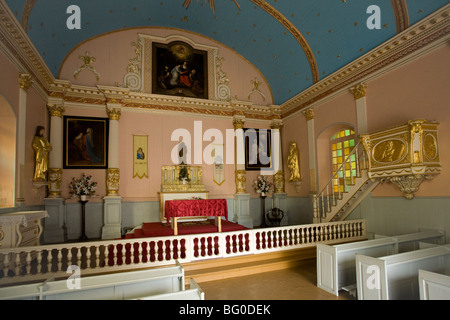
[80,195,87,201]
[261,192,266,197]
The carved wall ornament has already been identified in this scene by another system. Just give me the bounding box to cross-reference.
[248,77,266,102]
[73,52,101,81]
[106,168,120,195]
[385,174,434,200]
[235,170,246,193]
[123,38,144,92]
[183,0,240,13]
[216,56,231,101]
[48,168,63,197]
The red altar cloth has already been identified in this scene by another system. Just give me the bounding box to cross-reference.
[165,199,228,220]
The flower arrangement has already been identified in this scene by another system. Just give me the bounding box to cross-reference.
[69,173,97,197]
[179,166,190,182]
[253,175,273,196]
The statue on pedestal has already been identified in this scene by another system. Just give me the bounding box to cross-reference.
[32,126,52,181]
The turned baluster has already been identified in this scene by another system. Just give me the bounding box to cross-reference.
[26,251,32,276]
[3,253,10,277]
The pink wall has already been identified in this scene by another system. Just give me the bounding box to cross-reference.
[367,45,450,197]
[283,44,450,198]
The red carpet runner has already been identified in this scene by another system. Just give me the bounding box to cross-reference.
[125,219,247,238]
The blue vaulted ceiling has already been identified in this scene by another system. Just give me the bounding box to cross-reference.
[5,0,448,105]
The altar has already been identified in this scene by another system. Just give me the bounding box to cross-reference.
[165,199,227,235]
[159,165,211,226]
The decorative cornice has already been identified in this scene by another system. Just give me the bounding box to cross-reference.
[280,4,450,119]
[0,0,55,93]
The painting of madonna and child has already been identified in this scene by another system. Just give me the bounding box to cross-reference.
[63,116,109,169]
[153,41,208,99]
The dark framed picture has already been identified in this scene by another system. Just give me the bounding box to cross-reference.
[152,41,208,99]
[244,128,272,171]
[63,116,109,169]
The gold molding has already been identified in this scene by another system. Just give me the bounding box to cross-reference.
[391,0,410,33]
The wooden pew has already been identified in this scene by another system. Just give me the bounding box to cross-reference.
[355,245,450,300]
[0,261,185,300]
[135,279,205,300]
[316,230,445,296]
[418,269,450,300]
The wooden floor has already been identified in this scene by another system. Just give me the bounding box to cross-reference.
[198,259,355,300]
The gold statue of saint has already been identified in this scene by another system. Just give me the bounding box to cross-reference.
[287,142,301,182]
[32,126,52,181]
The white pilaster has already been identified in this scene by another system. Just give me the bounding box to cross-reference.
[232,117,252,228]
[15,74,32,206]
[350,83,368,135]
[102,104,122,239]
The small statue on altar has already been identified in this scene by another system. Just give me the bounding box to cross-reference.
[287,142,301,182]
[32,126,52,181]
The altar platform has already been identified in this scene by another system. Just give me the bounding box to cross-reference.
[125,219,248,239]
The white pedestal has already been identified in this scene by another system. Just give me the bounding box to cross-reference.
[234,193,253,229]
[43,198,65,243]
[272,193,288,226]
[102,196,122,239]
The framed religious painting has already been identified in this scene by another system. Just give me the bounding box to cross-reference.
[244,128,272,171]
[63,116,109,169]
[152,41,208,99]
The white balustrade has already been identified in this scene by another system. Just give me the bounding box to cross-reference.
[0,220,365,285]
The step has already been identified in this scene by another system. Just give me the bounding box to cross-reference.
[184,247,316,285]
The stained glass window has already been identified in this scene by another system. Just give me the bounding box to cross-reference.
[331,129,356,193]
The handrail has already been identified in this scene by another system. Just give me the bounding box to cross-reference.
[0,220,366,286]
[314,142,367,221]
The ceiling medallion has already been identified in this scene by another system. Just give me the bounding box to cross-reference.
[183,0,240,13]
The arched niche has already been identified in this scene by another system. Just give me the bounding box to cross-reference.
[0,94,16,208]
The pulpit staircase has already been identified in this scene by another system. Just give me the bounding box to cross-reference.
[314,142,380,222]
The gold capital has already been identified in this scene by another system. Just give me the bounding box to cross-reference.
[107,108,121,121]
[48,105,65,117]
[233,118,245,130]
[19,74,33,91]
[350,83,367,99]
[302,108,314,121]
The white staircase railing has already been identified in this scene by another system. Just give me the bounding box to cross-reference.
[313,142,375,222]
[0,220,366,286]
